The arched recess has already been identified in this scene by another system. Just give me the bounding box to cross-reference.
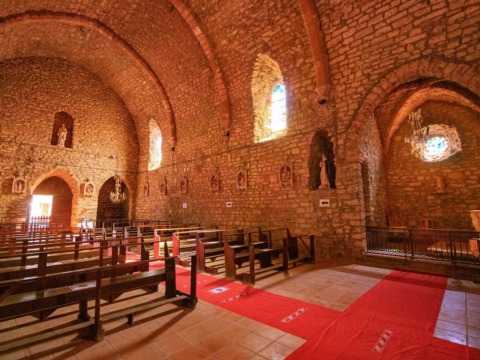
[308,130,336,190]
[348,58,480,229]
[31,169,79,228]
[33,177,73,228]
[51,111,74,148]
[345,58,480,153]
[96,177,129,221]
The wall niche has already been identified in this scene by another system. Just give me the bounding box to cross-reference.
[309,130,336,191]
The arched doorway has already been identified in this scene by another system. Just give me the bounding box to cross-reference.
[32,176,73,227]
[96,177,129,223]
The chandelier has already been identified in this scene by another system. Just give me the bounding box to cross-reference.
[404,108,429,158]
[110,156,126,204]
[404,108,461,162]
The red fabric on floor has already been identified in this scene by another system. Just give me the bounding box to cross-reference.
[173,267,340,340]
[287,270,480,360]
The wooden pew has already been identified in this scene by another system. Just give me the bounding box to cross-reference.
[153,225,202,259]
[0,253,197,351]
[195,228,260,274]
[0,240,98,269]
[0,236,135,282]
[223,228,309,284]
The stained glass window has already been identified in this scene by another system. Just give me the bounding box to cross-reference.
[269,84,287,132]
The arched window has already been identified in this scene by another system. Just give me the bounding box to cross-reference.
[252,54,287,143]
[148,119,162,171]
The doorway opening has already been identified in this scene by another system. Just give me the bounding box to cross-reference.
[29,195,53,227]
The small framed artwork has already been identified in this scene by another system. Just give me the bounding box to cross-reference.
[237,170,247,190]
[279,163,293,186]
[210,173,219,192]
[180,177,188,195]
[84,181,95,196]
[160,178,167,197]
[12,177,26,194]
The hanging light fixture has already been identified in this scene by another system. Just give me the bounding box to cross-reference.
[110,156,126,204]
[404,108,462,162]
[404,108,429,158]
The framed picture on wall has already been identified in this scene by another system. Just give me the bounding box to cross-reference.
[180,177,188,195]
[279,163,293,186]
[12,177,26,194]
[84,181,95,196]
[237,170,247,190]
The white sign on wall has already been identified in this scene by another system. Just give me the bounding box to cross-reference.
[319,199,330,207]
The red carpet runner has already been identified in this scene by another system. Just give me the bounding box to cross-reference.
[148,257,479,359]
[287,270,480,359]
[173,267,340,340]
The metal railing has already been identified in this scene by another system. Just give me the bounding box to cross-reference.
[365,226,480,265]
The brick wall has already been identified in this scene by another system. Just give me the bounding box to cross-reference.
[0,57,138,225]
[388,101,480,229]
[0,1,478,259]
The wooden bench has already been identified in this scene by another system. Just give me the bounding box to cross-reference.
[224,239,283,284]
[196,228,263,274]
[0,240,197,352]
[224,228,314,284]
[0,241,98,269]
[0,255,197,351]
[153,225,202,259]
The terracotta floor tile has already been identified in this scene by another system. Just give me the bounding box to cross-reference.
[236,332,272,353]
[258,341,296,360]
[213,343,256,360]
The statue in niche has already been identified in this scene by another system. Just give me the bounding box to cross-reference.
[318,153,336,189]
[319,153,329,189]
[57,124,67,147]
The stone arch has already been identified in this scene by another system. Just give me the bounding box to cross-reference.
[296,0,331,104]
[31,168,80,227]
[384,87,480,161]
[96,176,130,221]
[169,0,231,132]
[346,58,480,155]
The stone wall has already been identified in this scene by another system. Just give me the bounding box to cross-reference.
[388,101,480,230]
[133,0,479,259]
[0,57,138,225]
[0,1,478,259]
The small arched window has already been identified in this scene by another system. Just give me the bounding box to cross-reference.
[148,119,162,171]
[252,54,287,143]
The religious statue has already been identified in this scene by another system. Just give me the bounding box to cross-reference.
[319,153,329,189]
[57,124,67,147]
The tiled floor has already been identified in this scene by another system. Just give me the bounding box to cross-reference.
[1,260,479,359]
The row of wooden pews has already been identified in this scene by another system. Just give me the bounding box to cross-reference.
[0,226,197,353]
[164,226,315,284]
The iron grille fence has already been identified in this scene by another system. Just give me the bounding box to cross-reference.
[365,226,480,265]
